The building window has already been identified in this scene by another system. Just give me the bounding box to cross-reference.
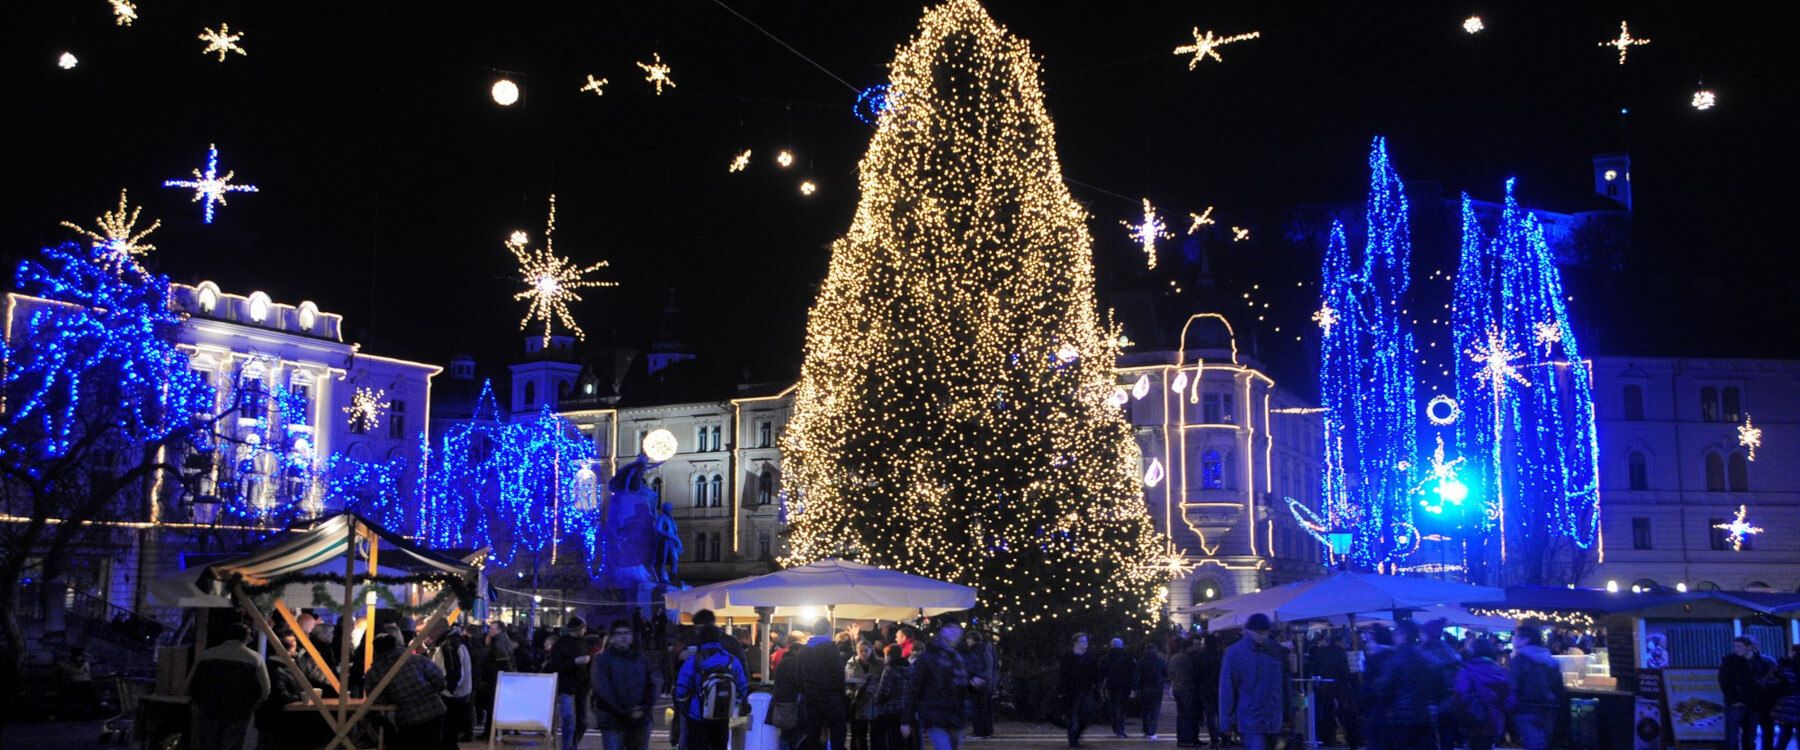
[1700,386,1719,422]
[709,533,722,562]
[557,381,571,400]
[1704,452,1725,492]
[1201,450,1225,490]
[709,475,724,508]
[692,475,707,507]
[693,532,706,560]
[1622,384,1644,421]
[758,468,774,506]
[759,421,772,448]
[524,380,536,407]
[1628,451,1648,491]
[695,426,708,452]
[1631,517,1653,550]
[1202,393,1234,424]
[388,400,406,439]
[758,530,772,560]
[711,426,723,452]
[1722,387,1742,424]
[1728,452,1749,492]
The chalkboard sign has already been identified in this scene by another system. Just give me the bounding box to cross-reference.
[489,671,558,748]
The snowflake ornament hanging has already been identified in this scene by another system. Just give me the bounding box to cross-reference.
[728,149,752,173]
[1691,89,1717,110]
[1231,226,1250,242]
[343,387,390,432]
[508,194,616,345]
[1122,198,1171,269]
[1599,21,1650,65]
[1739,414,1762,461]
[1532,320,1562,356]
[579,74,609,97]
[1173,27,1261,69]
[636,53,676,95]
[198,23,247,62]
[163,144,258,224]
[1312,303,1340,336]
[1469,328,1529,397]
[1187,207,1215,234]
[1713,504,1763,551]
[61,190,159,269]
[109,0,138,26]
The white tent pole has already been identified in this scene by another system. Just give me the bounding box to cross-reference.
[756,606,774,685]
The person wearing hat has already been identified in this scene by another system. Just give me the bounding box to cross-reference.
[1218,613,1289,750]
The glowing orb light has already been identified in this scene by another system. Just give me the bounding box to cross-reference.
[492,78,520,106]
[643,428,679,463]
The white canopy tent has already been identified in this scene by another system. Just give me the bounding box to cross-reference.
[1180,571,1504,628]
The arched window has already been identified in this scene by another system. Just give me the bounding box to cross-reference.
[1728,452,1749,492]
[1630,578,1661,593]
[1192,578,1223,603]
[758,468,775,506]
[1622,384,1644,421]
[711,426,723,452]
[759,421,772,448]
[709,475,724,508]
[196,281,220,313]
[696,426,708,452]
[1745,581,1774,593]
[523,380,536,407]
[247,291,272,323]
[692,475,707,507]
[1704,452,1725,492]
[1201,450,1225,490]
[1628,451,1648,491]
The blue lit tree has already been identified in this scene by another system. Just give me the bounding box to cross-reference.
[0,242,218,684]
[1316,222,1363,551]
[1453,181,1601,585]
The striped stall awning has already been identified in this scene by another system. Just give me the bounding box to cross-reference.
[206,513,475,587]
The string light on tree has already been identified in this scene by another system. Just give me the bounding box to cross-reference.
[110,0,138,26]
[1187,207,1215,234]
[507,194,616,345]
[162,144,258,224]
[61,190,160,269]
[1713,505,1763,551]
[636,53,676,95]
[58,52,78,70]
[1692,89,1717,110]
[1599,21,1650,65]
[198,23,247,62]
[342,387,390,432]
[578,74,609,97]
[1173,27,1261,68]
[728,149,753,173]
[1122,198,1171,269]
[1739,415,1762,461]
[1462,16,1484,34]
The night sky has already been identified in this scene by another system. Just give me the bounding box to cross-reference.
[11,1,1798,391]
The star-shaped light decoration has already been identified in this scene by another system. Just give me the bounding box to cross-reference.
[1231,226,1250,242]
[61,190,160,269]
[579,74,609,97]
[1739,414,1762,462]
[1532,320,1563,356]
[1599,21,1650,65]
[1122,198,1171,270]
[110,0,138,26]
[1312,303,1340,336]
[162,144,258,224]
[636,53,676,95]
[508,194,616,345]
[1187,206,1215,234]
[1138,545,1197,577]
[1462,16,1484,34]
[1692,89,1717,110]
[343,387,389,432]
[1469,328,1529,397]
[1713,505,1763,551]
[198,23,247,62]
[728,149,752,173]
[1173,27,1261,69]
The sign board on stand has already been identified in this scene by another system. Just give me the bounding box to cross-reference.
[1661,668,1726,743]
[489,671,558,749]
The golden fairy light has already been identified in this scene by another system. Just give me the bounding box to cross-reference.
[1599,21,1650,65]
[1187,206,1215,234]
[342,387,390,432]
[728,149,752,172]
[1739,415,1762,461]
[1173,27,1260,68]
[198,23,246,62]
[579,74,609,96]
[636,53,676,95]
[110,0,138,26]
[61,190,159,268]
[507,194,617,345]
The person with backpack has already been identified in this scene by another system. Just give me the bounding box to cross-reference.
[1453,639,1509,750]
[674,631,748,750]
[795,618,850,750]
[593,620,655,750]
[1508,626,1566,750]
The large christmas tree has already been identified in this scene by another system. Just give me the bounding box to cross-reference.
[780,0,1164,633]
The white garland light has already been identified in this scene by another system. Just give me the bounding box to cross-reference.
[1312,303,1339,336]
[1532,320,1562,356]
[508,194,616,344]
[1231,226,1250,242]
[1122,198,1171,269]
[1173,27,1261,68]
[162,144,258,224]
[58,52,78,70]
[1469,328,1529,397]
[198,23,247,62]
[637,53,676,95]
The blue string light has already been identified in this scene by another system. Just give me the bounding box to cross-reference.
[854,84,893,124]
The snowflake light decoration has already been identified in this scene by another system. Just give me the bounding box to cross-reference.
[198,23,247,62]
[776,150,795,168]
[1532,320,1562,356]
[343,387,389,432]
[1413,435,1468,515]
[1122,198,1171,269]
[61,190,159,268]
[1187,206,1215,234]
[1469,328,1529,397]
[162,144,258,224]
[1599,21,1650,65]
[800,180,818,196]
[1692,89,1717,110]
[579,74,609,96]
[508,194,616,345]
[1739,414,1762,461]
[1173,28,1261,69]
[1312,302,1339,336]
[59,52,79,70]
[636,53,676,95]
[1231,226,1250,242]
[110,0,138,26]
[1713,505,1763,551]
[1137,546,1196,577]
[728,149,752,172]
[1462,16,1484,34]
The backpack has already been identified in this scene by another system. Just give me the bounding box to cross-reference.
[693,646,740,721]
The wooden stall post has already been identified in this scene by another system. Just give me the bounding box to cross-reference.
[231,582,343,737]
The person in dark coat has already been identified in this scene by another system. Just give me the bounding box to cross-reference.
[906,616,981,750]
[1374,621,1448,750]
[872,645,913,750]
[1453,639,1509,750]
[1720,634,1780,750]
[1137,641,1170,740]
[190,623,270,750]
[1099,638,1137,738]
[1417,620,1463,750]
[1308,632,1353,748]
[1060,633,1100,748]
[592,620,655,750]
[1196,634,1226,748]
[773,638,807,750]
[1219,614,1289,750]
[1772,645,1800,750]
[1357,624,1396,750]
[960,628,999,739]
[1508,625,1566,750]
[1170,637,1203,747]
[795,618,850,750]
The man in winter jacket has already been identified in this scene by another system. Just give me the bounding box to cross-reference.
[1720,635,1779,750]
[1453,639,1509,750]
[1137,641,1170,739]
[592,620,654,750]
[1196,635,1225,748]
[368,632,449,750]
[189,623,270,750]
[1060,633,1100,748]
[1219,614,1289,750]
[906,616,982,750]
[674,637,748,750]
[1374,621,1448,750]
[1169,637,1203,747]
[1507,626,1566,750]
[433,627,475,743]
[1099,638,1137,738]
[795,618,849,750]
